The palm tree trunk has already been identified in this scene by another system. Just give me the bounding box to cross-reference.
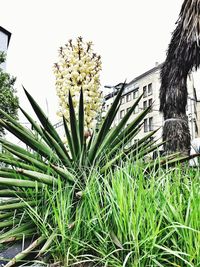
[160,0,200,155]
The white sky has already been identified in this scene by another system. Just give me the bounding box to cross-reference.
[1,0,194,124]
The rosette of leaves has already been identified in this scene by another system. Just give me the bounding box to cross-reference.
[0,84,196,266]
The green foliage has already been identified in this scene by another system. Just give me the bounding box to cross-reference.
[0,52,19,136]
[2,162,199,266]
[30,162,200,266]
[0,86,198,266]
[81,163,200,267]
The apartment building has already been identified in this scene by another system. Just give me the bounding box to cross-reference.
[103,63,199,147]
[0,26,11,70]
[0,27,12,154]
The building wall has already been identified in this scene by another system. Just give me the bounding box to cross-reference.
[0,28,10,70]
[103,64,199,147]
[0,27,12,154]
[187,75,199,139]
[195,100,200,138]
[53,64,199,152]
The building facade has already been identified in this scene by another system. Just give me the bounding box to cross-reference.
[0,26,11,70]
[103,63,199,147]
[0,27,12,154]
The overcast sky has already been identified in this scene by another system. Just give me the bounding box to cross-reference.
[1,0,190,123]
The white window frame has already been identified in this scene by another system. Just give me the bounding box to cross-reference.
[121,96,125,104]
[149,117,153,131]
[134,105,139,114]
[133,89,139,99]
[144,118,148,132]
[148,83,152,95]
[126,93,132,102]
[120,109,125,119]
[143,86,147,98]
[143,100,147,110]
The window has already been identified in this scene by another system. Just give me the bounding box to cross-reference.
[195,120,198,134]
[148,83,152,95]
[121,97,125,104]
[144,119,148,132]
[143,86,147,97]
[126,93,131,102]
[149,117,153,131]
[134,105,139,114]
[148,98,153,111]
[133,89,139,99]
[149,136,154,143]
[120,110,125,119]
[144,117,153,132]
[107,105,109,110]
[143,101,147,110]
[127,139,132,148]
[127,107,131,113]
[195,106,197,116]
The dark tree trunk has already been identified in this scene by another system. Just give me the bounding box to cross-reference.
[160,0,200,155]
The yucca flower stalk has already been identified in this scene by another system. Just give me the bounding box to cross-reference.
[53,37,102,131]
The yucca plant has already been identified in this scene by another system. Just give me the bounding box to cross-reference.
[0,84,197,266]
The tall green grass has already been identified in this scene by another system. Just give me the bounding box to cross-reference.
[25,161,200,266]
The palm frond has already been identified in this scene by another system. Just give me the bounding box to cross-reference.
[159,0,200,154]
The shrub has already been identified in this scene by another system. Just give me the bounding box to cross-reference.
[0,87,196,266]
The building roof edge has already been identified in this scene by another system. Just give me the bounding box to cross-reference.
[0,26,12,48]
[128,63,163,85]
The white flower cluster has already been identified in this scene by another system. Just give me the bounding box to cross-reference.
[53,37,102,130]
